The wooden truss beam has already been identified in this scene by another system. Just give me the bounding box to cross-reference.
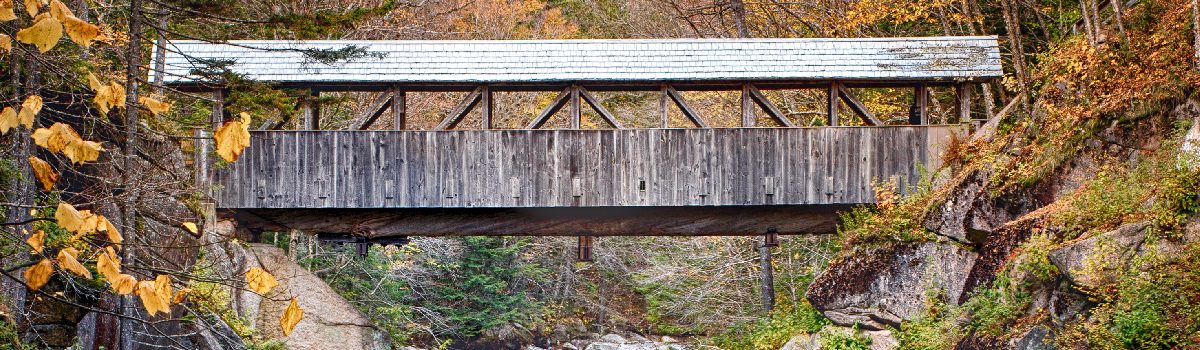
[435,86,485,130]
[267,99,304,130]
[578,87,624,129]
[356,87,395,130]
[836,84,884,126]
[526,87,573,129]
[746,85,796,127]
[230,205,847,237]
[665,85,708,128]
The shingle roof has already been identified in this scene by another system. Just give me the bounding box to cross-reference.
[159,37,1002,86]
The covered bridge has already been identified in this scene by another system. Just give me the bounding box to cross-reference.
[165,37,1001,244]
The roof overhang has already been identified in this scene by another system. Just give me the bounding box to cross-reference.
[160,37,1003,91]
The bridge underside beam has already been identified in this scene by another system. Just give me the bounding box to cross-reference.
[226,205,849,237]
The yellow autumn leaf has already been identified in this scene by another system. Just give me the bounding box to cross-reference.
[56,248,91,279]
[0,107,16,134]
[155,274,172,300]
[62,139,102,164]
[25,229,44,253]
[32,122,79,152]
[75,209,100,235]
[181,222,198,235]
[86,72,102,91]
[0,33,10,52]
[23,0,41,17]
[280,298,303,337]
[18,95,42,128]
[28,156,57,191]
[97,215,121,244]
[15,15,61,53]
[90,79,125,113]
[24,258,53,290]
[0,0,15,21]
[46,0,69,20]
[138,96,170,116]
[96,246,120,280]
[62,16,97,47]
[112,273,136,294]
[214,112,251,162]
[136,280,170,316]
[245,267,278,295]
[172,288,191,304]
[54,202,86,233]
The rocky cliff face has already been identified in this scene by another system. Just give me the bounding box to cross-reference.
[805,95,1200,349]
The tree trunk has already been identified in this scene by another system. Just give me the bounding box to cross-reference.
[758,243,775,312]
[1193,0,1199,67]
[1080,0,1096,47]
[1000,0,1029,109]
[120,0,142,348]
[1112,0,1127,42]
[731,0,750,38]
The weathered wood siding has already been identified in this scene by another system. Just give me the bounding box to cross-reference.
[213,126,959,209]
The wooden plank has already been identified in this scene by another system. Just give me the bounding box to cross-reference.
[231,205,849,237]
[955,83,972,123]
[665,86,708,128]
[747,85,796,127]
[435,86,484,130]
[569,85,581,129]
[658,85,669,128]
[827,83,839,126]
[303,90,321,130]
[526,88,572,129]
[578,88,624,129]
[910,84,928,125]
[837,85,884,126]
[481,85,493,129]
[355,88,395,130]
[741,84,755,127]
[392,88,406,130]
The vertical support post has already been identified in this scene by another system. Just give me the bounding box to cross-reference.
[210,90,225,126]
[392,88,406,130]
[910,84,928,125]
[659,84,669,128]
[577,235,594,262]
[759,229,777,312]
[570,85,581,129]
[955,83,972,124]
[193,128,211,195]
[827,82,840,126]
[481,85,493,129]
[196,90,223,197]
[741,83,755,127]
[303,89,321,130]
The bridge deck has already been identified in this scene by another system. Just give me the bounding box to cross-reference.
[214,126,957,210]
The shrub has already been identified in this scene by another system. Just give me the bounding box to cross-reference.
[710,301,829,350]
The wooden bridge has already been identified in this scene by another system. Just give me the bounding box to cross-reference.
[165,37,1000,242]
